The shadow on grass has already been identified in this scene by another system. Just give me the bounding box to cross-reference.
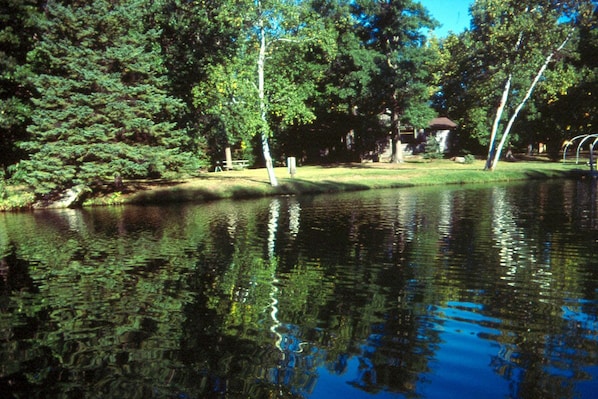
[105,164,577,207]
[522,169,571,179]
[126,186,222,205]
[124,178,374,205]
[317,162,422,169]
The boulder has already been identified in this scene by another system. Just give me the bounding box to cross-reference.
[34,185,91,209]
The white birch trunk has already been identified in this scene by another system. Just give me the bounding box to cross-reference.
[257,5,278,187]
[485,74,512,169]
[485,31,524,170]
[490,32,573,170]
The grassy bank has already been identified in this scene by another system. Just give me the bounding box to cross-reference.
[89,158,575,207]
[0,158,581,210]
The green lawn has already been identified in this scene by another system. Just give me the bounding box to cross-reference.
[0,157,584,210]
[104,158,575,206]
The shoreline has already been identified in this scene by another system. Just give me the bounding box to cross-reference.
[85,159,581,207]
[1,159,591,211]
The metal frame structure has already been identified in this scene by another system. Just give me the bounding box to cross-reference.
[562,134,598,170]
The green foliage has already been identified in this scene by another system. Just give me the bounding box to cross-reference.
[522,5,598,153]
[423,135,443,159]
[435,0,596,161]
[298,0,439,161]
[0,187,35,211]
[434,33,491,152]
[3,0,596,189]
[0,0,42,169]
[191,0,337,164]
[192,55,264,158]
[83,191,123,207]
[463,154,476,164]
[157,0,241,105]
[350,0,438,121]
[12,0,201,196]
[0,173,5,200]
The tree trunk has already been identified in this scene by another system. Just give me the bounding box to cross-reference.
[390,109,403,163]
[225,146,233,171]
[485,31,524,170]
[262,133,278,185]
[490,32,572,170]
[257,3,278,187]
[485,74,512,170]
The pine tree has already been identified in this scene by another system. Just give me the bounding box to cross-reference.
[0,0,42,170]
[14,0,200,196]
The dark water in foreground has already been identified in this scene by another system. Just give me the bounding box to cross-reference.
[1,179,597,399]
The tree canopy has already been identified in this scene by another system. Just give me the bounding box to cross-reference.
[436,0,597,166]
[12,0,200,196]
[0,0,42,169]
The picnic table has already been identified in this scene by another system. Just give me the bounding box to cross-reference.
[215,159,249,171]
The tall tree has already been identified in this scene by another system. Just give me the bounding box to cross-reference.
[433,31,494,155]
[193,0,335,185]
[0,0,42,171]
[12,0,200,197]
[466,0,594,170]
[156,0,241,162]
[525,3,598,156]
[192,47,263,166]
[351,0,437,163]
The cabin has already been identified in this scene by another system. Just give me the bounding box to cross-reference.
[426,117,457,154]
[369,116,458,161]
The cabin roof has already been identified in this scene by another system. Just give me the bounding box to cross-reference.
[429,117,457,129]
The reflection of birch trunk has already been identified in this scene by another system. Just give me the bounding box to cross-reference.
[491,186,527,284]
[269,278,283,352]
[438,190,452,237]
[227,209,238,239]
[288,198,301,238]
[267,198,283,352]
[267,199,280,258]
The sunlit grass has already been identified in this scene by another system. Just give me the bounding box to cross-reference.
[0,157,582,210]
[0,186,35,211]
[118,158,574,206]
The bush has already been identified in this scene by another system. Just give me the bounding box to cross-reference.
[0,185,35,211]
[0,174,6,200]
[423,136,443,159]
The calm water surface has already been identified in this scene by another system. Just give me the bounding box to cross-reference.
[1,179,597,399]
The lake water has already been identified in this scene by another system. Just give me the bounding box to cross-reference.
[1,179,597,399]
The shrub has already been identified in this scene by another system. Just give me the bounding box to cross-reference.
[423,136,443,159]
[463,154,475,164]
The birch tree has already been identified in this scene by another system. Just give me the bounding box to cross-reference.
[193,0,334,186]
[468,0,594,170]
[256,0,278,185]
[527,5,598,152]
[254,0,338,185]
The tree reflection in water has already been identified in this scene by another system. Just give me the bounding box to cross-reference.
[0,180,597,398]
